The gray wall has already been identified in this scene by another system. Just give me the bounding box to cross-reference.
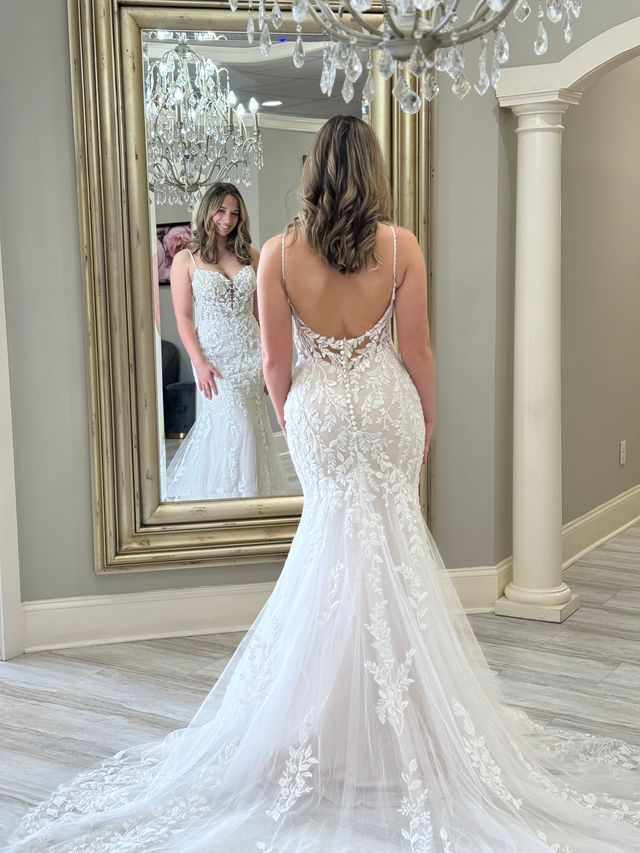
[258,127,315,240]
[561,57,640,522]
[1,1,640,601]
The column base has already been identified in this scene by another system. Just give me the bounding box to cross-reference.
[494,592,580,623]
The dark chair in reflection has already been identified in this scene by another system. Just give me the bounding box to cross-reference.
[162,339,195,439]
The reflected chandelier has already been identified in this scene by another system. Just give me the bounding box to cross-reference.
[237,0,582,114]
[144,32,263,206]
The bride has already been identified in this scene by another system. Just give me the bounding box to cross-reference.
[163,181,288,502]
[5,116,640,852]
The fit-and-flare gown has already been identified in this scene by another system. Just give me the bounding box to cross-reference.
[5,229,640,851]
[164,260,289,501]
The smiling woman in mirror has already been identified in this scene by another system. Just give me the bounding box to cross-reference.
[163,182,289,501]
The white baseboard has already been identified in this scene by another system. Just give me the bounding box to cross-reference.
[22,564,512,652]
[448,558,512,613]
[18,486,640,653]
[443,483,640,614]
[23,583,274,653]
[562,482,640,569]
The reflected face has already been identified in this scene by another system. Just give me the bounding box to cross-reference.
[211,195,240,238]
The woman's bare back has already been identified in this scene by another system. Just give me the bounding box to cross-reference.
[281,223,398,340]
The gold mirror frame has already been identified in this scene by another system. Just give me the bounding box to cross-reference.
[68,0,433,573]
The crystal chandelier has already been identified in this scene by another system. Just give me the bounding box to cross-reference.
[144,32,263,206]
[236,0,582,114]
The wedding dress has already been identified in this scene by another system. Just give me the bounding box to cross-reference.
[163,256,289,501]
[5,227,640,852]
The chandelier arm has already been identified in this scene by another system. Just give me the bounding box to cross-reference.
[453,0,518,36]
[195,157,212,189]
[378,0,406,40]
[309,0,381,47]
[339,3,389,39]
[204,154,227,184]
[413,9,421,43]
[429,0,462,38]
[158,153,184,190]
[435,3,519,49]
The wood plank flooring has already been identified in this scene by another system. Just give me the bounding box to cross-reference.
[1,523,639,841]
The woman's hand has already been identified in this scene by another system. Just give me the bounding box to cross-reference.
[194,359,223,400]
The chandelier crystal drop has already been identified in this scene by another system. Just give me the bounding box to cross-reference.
[143,33,263,207]
[229,0,580,115]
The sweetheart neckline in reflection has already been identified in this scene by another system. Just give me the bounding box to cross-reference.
[192,266,253,284]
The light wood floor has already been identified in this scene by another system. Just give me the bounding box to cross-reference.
[1,523,639,841]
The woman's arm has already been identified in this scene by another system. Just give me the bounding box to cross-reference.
[251,247,261,323]
[170,249,222,399]
[393,228,436,463]
[257,235,293,432]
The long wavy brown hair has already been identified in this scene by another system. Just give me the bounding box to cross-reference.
[296,115,392,274]
[189,182,252,265]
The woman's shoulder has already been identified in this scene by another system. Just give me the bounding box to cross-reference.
[261,233,282,254]
[383,224,423,266]
[261,227,299,257]
[173,247,194,265]
[380,222,418,246]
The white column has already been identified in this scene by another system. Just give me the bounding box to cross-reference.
[495,98,580,623]
[0,215,24,659]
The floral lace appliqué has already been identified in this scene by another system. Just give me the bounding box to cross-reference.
[365,599,416,735]
[266,708,319,821]
[239,615,280,705]
[399,759,433,851]
[393,561,429,629]
[321,560,347,624]
[452,700,523,812]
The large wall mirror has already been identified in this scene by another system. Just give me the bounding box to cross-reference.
[68,0,431,573]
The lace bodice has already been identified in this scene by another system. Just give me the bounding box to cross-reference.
[189,263,260,384]
[290,296,396,368]
[191,264,256,317]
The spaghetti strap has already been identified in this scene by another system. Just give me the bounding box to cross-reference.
[187,249,198,272]
[280,231,289,300]
[389,224,397,291]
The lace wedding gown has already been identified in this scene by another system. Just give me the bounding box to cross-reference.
[6,228,640,852]
[164,258,289,501]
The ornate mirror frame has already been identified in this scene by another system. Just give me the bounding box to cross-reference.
[67,0,433,573]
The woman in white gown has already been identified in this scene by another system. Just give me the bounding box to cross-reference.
[163,181,288,501]
[5,117,640,852]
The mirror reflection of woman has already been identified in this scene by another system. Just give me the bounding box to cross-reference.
[163,182,288,501]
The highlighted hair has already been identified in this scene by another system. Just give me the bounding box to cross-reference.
[189,182,252,265]
[297,115,392,274]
